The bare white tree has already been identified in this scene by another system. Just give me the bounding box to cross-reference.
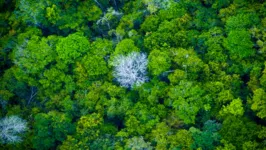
[112,52,148,88]
[0,116,28,144]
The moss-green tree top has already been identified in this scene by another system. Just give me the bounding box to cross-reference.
[56,33,90,64]
[224,30,255,60]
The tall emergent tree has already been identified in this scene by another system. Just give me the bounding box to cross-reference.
[112,52,148,88]
[0,116,27,144]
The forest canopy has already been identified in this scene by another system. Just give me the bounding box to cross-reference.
[0,0,266,149]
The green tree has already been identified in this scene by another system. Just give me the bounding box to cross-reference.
[17,0,48,26]
[219,98,244,117]
[148,49,171,76]
[14,35,56,75]
[168,69,186,85]
[113,39,139,56]
[190,120,221,150]
[219,116,259,149]
[17,0,102,31]
[141,15,160,32]
[260,62,266,89]
[150,122,171,150]
[39,67,75,95]
[193,6,220,30]
[198,27,227,62]
[79,54,109,80]
[168,81,206,124]
[225,13,260,31]
[56,32,90,65]
[33,111,75,150]
[224,30,255,60]
[242,141,259,150]
[0,69,28,108]
[215,139,236,150]
[125,136,153,150]
[168,129,193,150]
[171,48,204,80]
[90,38,114,57]
[249,88,266,119]
[59,113,104,149]
[143,0,172,14]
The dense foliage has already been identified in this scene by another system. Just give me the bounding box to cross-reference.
[0,0,266,149]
